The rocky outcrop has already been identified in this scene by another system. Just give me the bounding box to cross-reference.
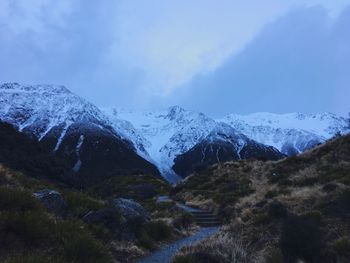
[83,198,149,241]
[173,128,285,178]
[33,189,68,216]
[112,198,150,222]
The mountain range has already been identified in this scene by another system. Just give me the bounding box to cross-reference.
[0,83,349,184]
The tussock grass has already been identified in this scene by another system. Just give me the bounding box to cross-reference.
[173,134,350,262]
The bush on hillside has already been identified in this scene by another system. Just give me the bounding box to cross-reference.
[173,212,194,229]
[280,214,322,262]
[0,188,41,212]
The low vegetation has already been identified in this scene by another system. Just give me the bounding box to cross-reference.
[0,161,192,262]
[172,134,350,263]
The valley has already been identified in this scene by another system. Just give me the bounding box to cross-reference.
[0,82,349,263]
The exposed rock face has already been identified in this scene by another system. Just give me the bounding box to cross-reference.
[33,189,67,216]
[106,107,288,182]
[0,83,160,186]
[106,107,349,182]
[173,125,285,178]
[83,198,149,241]
[0,121,73,184]
[219,112,349,156]
[82,208,120,228]
[112,198,150,222]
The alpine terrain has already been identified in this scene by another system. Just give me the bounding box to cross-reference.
[0,83,159,186]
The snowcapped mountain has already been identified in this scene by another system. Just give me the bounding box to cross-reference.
[103,106,219,182]
[1,82,347,184]
[0,83,114,142]
[0,83,159,185]
[219,112,349,156]
[173,123,284,178]
[103,106,285,182]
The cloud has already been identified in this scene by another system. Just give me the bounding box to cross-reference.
[110,0,350,97]
[0,0,349,114]
[175,5,350,116]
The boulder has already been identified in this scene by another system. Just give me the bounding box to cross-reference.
[33,189,67,216]
[82,207,121,229]
[83,198,149,241]
[112,198,150,222]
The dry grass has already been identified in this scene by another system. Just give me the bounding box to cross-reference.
[172,134,350,262]
[174,228,263,263]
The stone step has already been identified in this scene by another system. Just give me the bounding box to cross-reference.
[197,223,221,227]
[176,203,221,227]
[193,215,217,218]
[190,211,221,227]
[191,211,213,214]
[195,218,220,222]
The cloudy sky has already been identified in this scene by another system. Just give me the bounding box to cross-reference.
[1,0,349,117]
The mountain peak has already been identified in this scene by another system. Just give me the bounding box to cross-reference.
[166,105,186,121]
[0,83,71,95]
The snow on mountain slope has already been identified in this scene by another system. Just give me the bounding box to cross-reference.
[173,123,284,178]
[102,108,151,161]
[103,106,285,182]
[219,112,349,155]
[0,83,160,184]
[103,106,218,183]
[0,82,114,143]
[2,82,346,184]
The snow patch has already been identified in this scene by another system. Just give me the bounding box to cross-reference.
[73,135,84,172]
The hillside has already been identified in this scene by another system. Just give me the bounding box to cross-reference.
[105,107,290,182]
[172,134,350,263]
[219,112,349,155]
[0,83,159,185]
[0,121,74,185]
[0,120,203,262]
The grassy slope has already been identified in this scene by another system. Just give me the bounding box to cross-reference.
[0,164,197,263]
[0,121,199,262]
[172,134,350,263]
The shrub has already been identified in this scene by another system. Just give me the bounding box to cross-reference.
[322,183,338,192]
[0,188,41,212]
[264,248,284,263]
[0,211,54,248]
[173,213,194,229]
[293,176,318,187]
[280,214,322,262]
[265,190,278,199]
[137,230,156,250]
[173,252,221,263]
[329,236,350,260]
[268,201,288,219]
[253,213,271,225]
[63,191,103,217]
[144,220,172,241]
[324,189,350,217]
[1,255,64,263]
[137,220,173,249]
[173,254,194,263]
[62,232,112,263]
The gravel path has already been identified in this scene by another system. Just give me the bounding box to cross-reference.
[135,227,220,263]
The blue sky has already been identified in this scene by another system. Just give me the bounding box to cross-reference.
[0,0,349,116]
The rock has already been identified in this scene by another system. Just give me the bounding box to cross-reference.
[156,195,172,203]
[83,198,150,241]
[33,189,67,216]
[82,208,121,229]
[112,198,150,222]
